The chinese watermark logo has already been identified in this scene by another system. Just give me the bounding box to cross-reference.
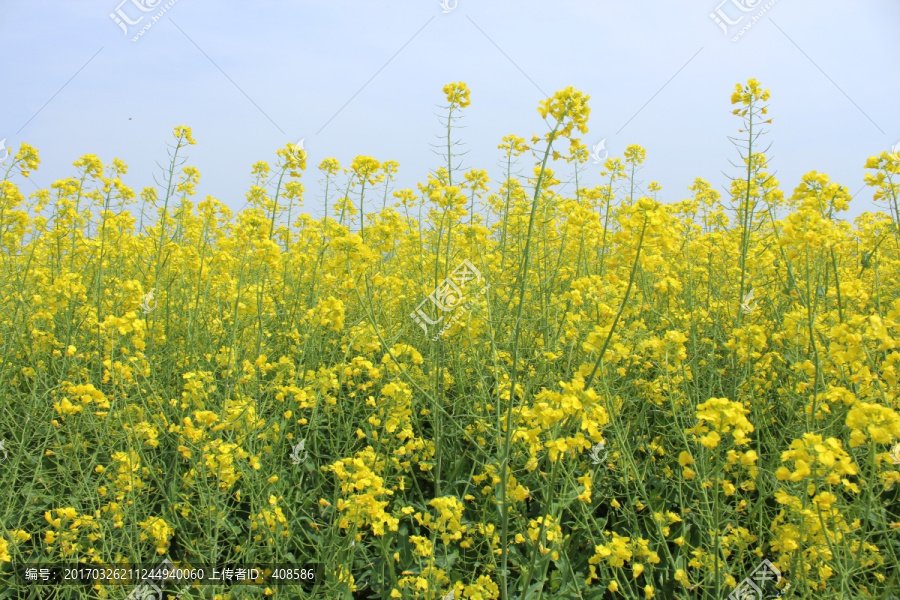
[110,0,181,42]
[889,141,900,162]
[588,440,607,465]
[140,288,157,314]
[130,581,190,600]
[290,439,309,465]
[439,0,458,14]
[287,138,305,162]
[126,558,174,600]
[709,0,779,42]
[442,590,455,600]
[0,439,7,463]
[740,289,757,315]
[890,442,900,466]
[590,138,608,164]
[410,259,489,341]
[110,0,162,34]
[728,558,790,600]
[0,138,9,162]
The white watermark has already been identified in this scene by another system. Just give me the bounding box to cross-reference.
[588,440,607,465]
[728,558,789,599]
[0,439,7,463]
[290,439,309,465]
[740,289,757,315]
[889,141,900,162]
[110,0,182,42]
[287,138,305,162]
[428,283,490,341]
[411,259,489,341]
[590,138,608,164]
[125,558,190,600]
[0,138,10,162]
[890,442,900,466]
[439,0,458,14]
[709,0,779,42]
[140,288,157,314]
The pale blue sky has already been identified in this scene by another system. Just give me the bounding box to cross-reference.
[2,1,898,222]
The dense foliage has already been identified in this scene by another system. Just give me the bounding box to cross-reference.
[1,80,899,599]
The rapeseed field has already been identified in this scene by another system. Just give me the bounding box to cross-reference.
[1,80,898,599]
